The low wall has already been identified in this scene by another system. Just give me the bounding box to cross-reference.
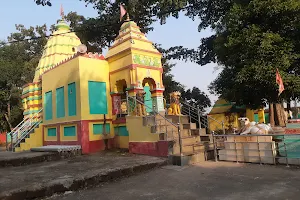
[126,116,169,157]
[218,135,276,164]
[217,135,300,165]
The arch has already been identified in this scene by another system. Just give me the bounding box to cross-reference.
[142,77,156,90]
[115,79,127,94]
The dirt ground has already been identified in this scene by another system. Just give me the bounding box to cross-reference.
[46,161,300,200]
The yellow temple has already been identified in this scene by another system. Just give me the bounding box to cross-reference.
[16,12,165,154]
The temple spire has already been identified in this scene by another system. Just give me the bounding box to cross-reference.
[60,4,65,20]
[126,13,130,21]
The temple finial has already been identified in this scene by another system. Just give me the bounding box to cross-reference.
[126,13,130,21]
[60,4,65,20]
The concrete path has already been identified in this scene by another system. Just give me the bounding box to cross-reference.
[46,162,300,200]
[0,151,166,200]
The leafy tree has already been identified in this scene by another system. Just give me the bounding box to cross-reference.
[163,0,300,126]
[0,25,48,131]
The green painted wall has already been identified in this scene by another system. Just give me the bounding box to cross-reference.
[144,86,152,113]
[56,87,65,118]
[47,127,57,137]
[68,82,77,116]
[44,91,53,120]
[64,126,76,137]
[114,126,129,136]
[93,124,110,135]
[265,113,270,123]
[88,81,108,114]
[254,114,259,122]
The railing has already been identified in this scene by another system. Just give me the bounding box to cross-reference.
[126,92,183,155]
[180,101,225,134]
[212,133,300,166]
[6,108,43,151]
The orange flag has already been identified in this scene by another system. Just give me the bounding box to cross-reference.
[120,4,127,22]
[276,68,285,96]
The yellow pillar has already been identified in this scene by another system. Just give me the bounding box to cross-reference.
[258,109,265,123]
[246,108,255,122]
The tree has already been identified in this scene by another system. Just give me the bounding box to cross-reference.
[34,0,51,6]
[0,25,49,132]
[165,0,300,126]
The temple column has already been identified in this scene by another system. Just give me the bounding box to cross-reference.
[151,89,165,113]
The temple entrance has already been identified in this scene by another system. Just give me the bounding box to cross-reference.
[142,78,156,113]
[143,83,152,113]
[114,79,128,116]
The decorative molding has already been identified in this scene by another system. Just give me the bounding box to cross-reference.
[133,54,161,67]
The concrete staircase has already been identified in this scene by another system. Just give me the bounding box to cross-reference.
[14,125,43,152]
[143,114,214,165]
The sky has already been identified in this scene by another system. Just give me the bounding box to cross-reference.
[0,0,221,109]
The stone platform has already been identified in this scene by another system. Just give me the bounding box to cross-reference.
[0,151,167,200]
[0,151,76,168]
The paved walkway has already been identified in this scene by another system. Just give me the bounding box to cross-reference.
[47,162,300,200]
[0,151,166,199]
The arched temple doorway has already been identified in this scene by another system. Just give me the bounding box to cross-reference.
[113,79,128,116]
[142,78,156,113]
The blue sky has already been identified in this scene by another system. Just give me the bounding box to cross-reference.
[1,0,220,106]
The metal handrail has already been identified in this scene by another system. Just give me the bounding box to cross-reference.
[7,108,43,151]
[127,93,182,155]
[127,95,178,128]
[14,119,42,148]
[8,108,43,138]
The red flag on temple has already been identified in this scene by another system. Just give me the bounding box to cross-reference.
[120,4,127,22]
[276,68,285,96]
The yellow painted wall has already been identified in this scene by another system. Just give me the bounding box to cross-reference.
[208,113,240,132]
[115,136,129,149]
[246,109,255,121]
[42,58,81,125]
[126,116,159,142]
[78,57,112,120]
[107,53,132,71]
[15,125,43,152]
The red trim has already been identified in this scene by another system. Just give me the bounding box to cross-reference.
[112,117,126,124]
[150,89,164,94]
[43,119,113,127]
[288,119,300,123]
[81,53,105,60]
[21,91,42,99]
[23,82,41,88]
[129,141,169,157]
[285,128,300,134]
[27,104,42,108]
[111,93,121,96]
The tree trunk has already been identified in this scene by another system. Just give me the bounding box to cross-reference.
[269,103,275,127]
[275,103,285,127]
[4,113,13,132]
